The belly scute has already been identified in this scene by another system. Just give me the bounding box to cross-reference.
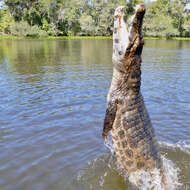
[112,94,161,173]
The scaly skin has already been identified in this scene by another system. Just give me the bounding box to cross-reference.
[102,5,163,174]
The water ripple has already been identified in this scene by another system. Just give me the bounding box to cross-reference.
[0,39,189,190]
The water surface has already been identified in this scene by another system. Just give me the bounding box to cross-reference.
[0,39,190,190]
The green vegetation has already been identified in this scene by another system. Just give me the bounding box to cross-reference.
[1,35,190,40]
[0,0,190,38]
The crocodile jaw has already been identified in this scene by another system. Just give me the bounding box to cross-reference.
[112,5,146,62]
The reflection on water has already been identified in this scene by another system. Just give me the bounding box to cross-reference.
[0,39,190,190]
[0,39,112,75]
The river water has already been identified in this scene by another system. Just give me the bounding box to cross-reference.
[0,39,189,190]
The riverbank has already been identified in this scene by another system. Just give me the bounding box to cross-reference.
[1,35,190,40]
[0,35,112,40]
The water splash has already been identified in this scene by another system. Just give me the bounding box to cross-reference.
[77,136,185,190]
[103,133,181,190]
[104,132,114,154]
[128,156,181,190]
[159,140,190,155]
[99,175,105,187]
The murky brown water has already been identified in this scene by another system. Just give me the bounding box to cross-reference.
[0,39,190,190]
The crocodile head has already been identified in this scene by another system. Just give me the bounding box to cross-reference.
[112,5,146,94]
[112,4,146,62]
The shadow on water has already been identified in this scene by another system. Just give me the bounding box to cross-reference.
[0,39,189,190]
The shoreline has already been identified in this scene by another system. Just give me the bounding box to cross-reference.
[0,35,190,40]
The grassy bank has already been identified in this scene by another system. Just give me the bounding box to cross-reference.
[1,35,190,40]
[0,35,112,40]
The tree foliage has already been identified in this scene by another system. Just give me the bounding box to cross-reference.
[0,8,13,34]
[0,0,189,37]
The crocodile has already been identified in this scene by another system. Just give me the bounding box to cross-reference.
[102,5,163,175]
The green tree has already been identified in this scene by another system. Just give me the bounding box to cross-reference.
[79,13,95,35]
[2,0,190,37]
[0,9,13,34]
[170,0,185,36]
